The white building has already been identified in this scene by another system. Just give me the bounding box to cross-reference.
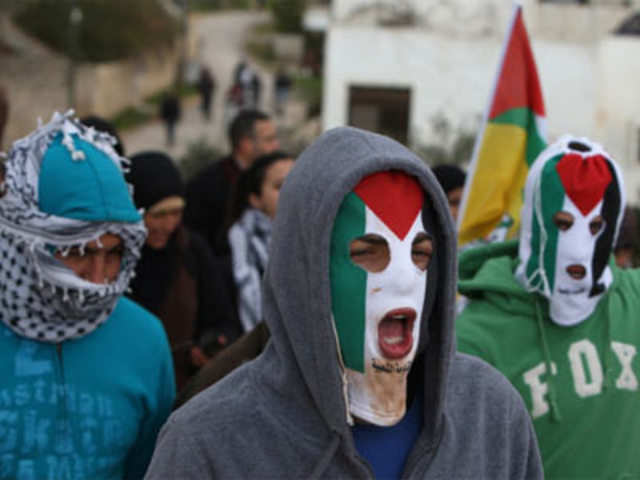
[321,0,640,204]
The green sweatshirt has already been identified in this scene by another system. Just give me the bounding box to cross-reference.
[456,240,640,479]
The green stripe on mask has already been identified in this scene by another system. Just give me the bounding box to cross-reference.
[526,156,565,292]
[330,192,367,373]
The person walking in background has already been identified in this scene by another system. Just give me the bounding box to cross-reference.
[274,66,292,116]
[184,109,279,256]
[0,112,174,478]
[456,135,640,478]
[126,151,240,391]
[432,163,466,223]
[160,89,181,147]
[198,66,216,121]
[145,127,541,479]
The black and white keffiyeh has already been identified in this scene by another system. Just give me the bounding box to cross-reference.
[228,208,272,332]
[0,111,146,343]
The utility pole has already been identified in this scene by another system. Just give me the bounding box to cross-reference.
[66,4,83,108]
[171,0,190,90]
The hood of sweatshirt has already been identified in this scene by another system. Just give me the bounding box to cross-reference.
[458,240,536,316]
[262,126,458,448]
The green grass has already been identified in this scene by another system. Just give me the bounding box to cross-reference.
[111,83,200,132]
[146,84,200,106]
[110,107,153,132]
[294,74,321,104]
[191,0,252,10]
[246,38,277,68]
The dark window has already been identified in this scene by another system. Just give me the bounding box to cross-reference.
[348,86,411,145]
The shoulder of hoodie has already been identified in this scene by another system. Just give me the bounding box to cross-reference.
[448,352,528,419]
[458,240,525,299]
[162,361,329,458]
[610,263,640,298]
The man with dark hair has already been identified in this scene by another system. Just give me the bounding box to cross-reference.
[184,109,279,256]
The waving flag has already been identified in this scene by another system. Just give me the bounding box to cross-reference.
[457,3,546,246]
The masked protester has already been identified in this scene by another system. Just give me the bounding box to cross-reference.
[145,127,541,479]
[457,135,640,478]
[0,112,174,478]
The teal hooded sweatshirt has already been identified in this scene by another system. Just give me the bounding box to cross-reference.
[457,240,640,479]
[0,134,175,479]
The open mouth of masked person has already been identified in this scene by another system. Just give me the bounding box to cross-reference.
[566,264,586,280]
[378,308,416,359]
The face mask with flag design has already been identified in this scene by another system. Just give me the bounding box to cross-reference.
[516,135,624,326]
[330,171,432,426]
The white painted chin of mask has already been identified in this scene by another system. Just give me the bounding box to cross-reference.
[549,197,611,326]
[330,171,429,426]
[516,135,625,327]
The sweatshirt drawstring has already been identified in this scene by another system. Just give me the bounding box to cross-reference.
[602,298,615,391]
[534,298,563,422]
[308,432,341,480]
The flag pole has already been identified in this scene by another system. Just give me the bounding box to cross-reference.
[456,1,523,237]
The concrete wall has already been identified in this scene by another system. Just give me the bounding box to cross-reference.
[323,28,598,149]
[323,0,640,203]
[331,0,635,42]
[75,47,179,118]
[597,36,640,202]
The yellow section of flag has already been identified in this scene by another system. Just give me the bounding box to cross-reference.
[458,123,529,245]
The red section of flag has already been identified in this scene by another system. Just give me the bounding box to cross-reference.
[354,171,424,240]
[489,8,545,120]
[556,153,612,215]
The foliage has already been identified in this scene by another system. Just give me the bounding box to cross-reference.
[146,83,200,106]
[110,107,153,132]
[190,0,251,10]
[414,113,479,166]
[111,83,199,132]
[179,138,224,181]
[293,73,322,118]
[268,0,306,34]
[246,38,276,67]
[14,0,179,62]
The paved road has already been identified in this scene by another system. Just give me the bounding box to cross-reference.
[122,10,277,160]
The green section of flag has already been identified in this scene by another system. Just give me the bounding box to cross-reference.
[491,107,546,167]
[527,155,565,292]
[330,192,367,373]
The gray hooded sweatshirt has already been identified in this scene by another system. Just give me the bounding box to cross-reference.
[145,127,542,479]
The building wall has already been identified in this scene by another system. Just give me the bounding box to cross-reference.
[323,0,640,203]
[75,47,179,118]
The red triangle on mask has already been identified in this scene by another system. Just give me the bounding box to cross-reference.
[354,171,424,240]
[555,153,612,216]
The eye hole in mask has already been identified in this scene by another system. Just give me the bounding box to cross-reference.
[553,211,605,236]
[553,211,574,231]
[349,232,433,273]
[349,234,389,273]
